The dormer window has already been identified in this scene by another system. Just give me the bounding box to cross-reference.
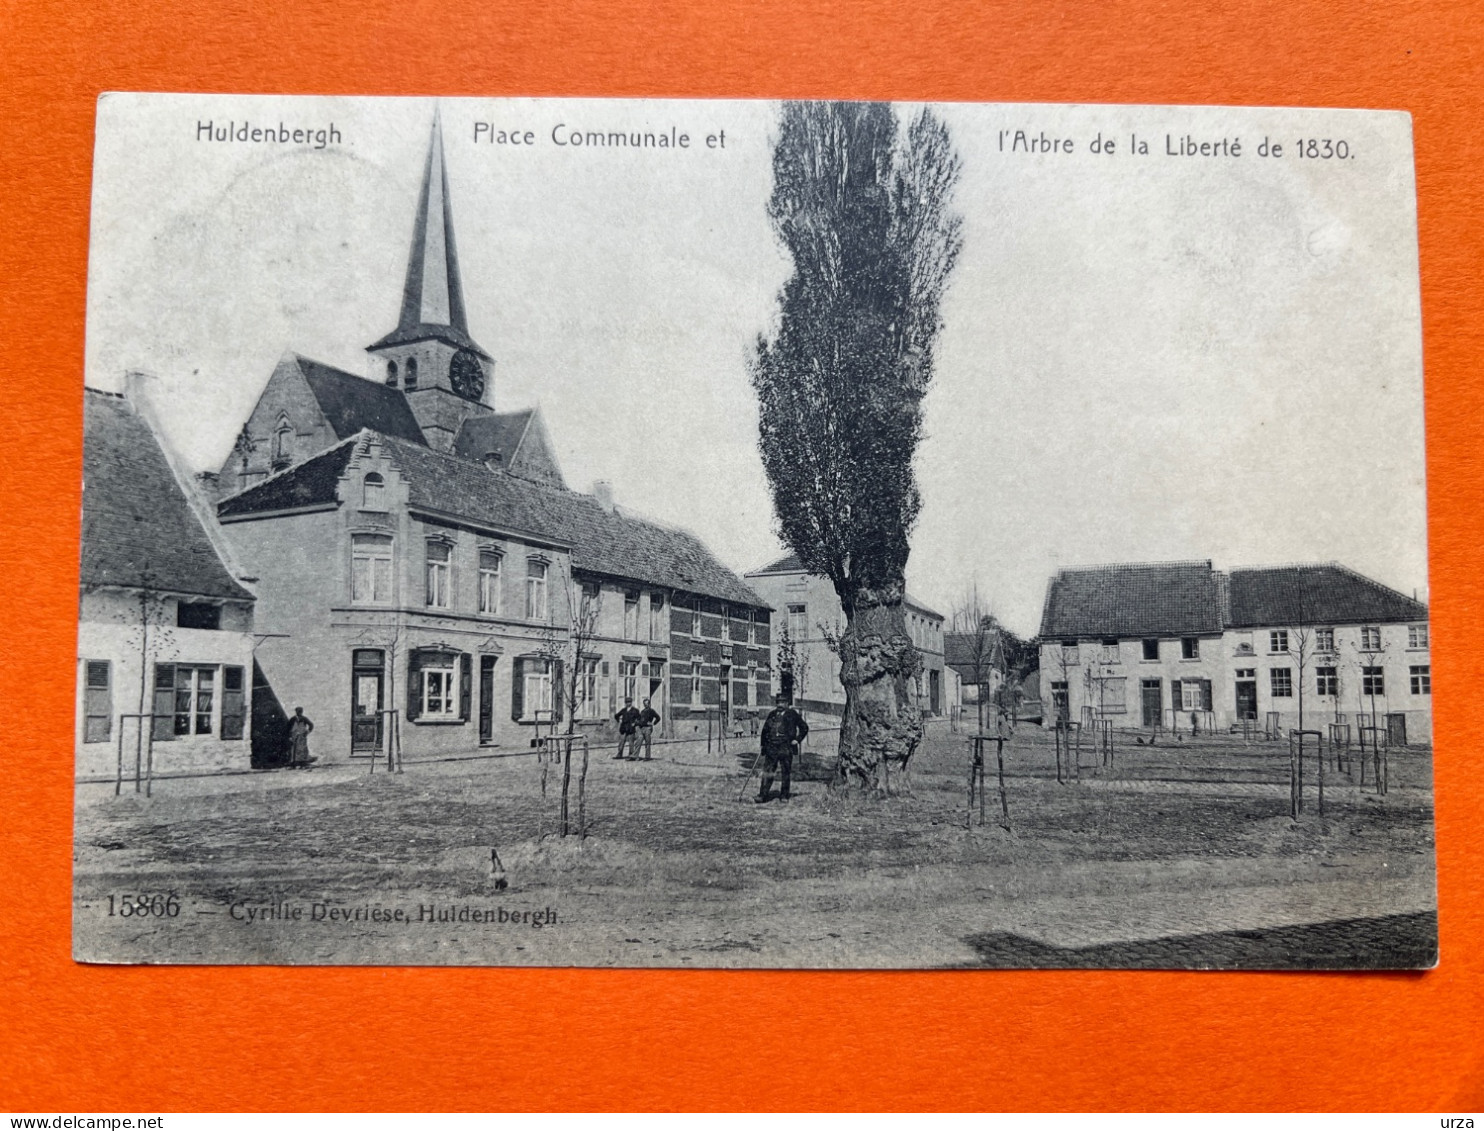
[385,360,399,388]
[362,472,386,510]
[404,356,418,390]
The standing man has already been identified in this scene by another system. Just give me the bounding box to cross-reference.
[287,706,316,768]
[756,692,808,803]
[636,697,661,760]
[613,697,641,760]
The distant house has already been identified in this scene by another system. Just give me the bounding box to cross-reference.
[744,553,950,718]
[1037,560,1432,743]
[78,388,257,781]
[945,625,1006,707]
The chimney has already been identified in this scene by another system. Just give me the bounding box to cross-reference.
[593,479,614,513]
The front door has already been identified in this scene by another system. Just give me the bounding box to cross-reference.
[1386,712,1407,747]
[1141,679,1162,727]
[351,650,384,752]
[719,664,730,722]
[479,656,498,745]
[1236,680,1258,721]
[929,669,942,715]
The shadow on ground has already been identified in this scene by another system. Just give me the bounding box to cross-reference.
[963,911,1437,969]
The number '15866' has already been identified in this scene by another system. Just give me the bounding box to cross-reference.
[107,893,181,917]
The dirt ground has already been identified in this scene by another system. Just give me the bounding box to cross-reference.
[72,723,1438,968]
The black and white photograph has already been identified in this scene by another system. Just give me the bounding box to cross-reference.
[74,94,1434,968]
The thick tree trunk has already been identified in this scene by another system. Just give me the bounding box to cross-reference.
[835,579,924,794]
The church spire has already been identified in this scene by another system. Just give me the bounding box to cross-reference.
[369,111,490,359]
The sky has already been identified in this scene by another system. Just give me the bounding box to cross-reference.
[86,95,1428,636]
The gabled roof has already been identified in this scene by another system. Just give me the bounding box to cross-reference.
[1040,561,1224,639]
[220,431,768,609]
[368,116,490,361]
[945,630,1004,682]
[752,551,805,575]
[82,390,254,602]
[1228,565,1427,628]
[295,356,427,445]
[453,410,532,464]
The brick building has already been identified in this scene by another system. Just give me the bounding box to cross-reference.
[1038,560,1432,743]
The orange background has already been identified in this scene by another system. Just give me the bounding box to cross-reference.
[2,0,1482,1112]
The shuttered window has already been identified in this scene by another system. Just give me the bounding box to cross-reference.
[83,660,111,743]
[221,665,246,740]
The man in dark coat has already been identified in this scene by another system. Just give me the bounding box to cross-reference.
[635,698,661,760]
[756,692,808,802]
[613,697,641,759]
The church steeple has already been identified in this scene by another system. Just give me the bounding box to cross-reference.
[368,111,496,451]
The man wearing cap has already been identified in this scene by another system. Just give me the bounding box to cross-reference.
[635,697,661,760]
[613,697,642,760]
[756,692,808,803]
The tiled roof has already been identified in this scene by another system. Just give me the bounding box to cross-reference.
[82,390,254,602]
[1228,565,1427,627]
[220,431,768,609]
[1039,561,1224,639]
[452,411,532,464]
[296,356,427,445]
[945,631,1003,681]
[751,552,805,575]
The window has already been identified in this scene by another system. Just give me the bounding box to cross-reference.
[362,472,386,510]
[747,615,757,646]
[1362,666,1385,696]
[1268,630,1288,654]
[650,594,666,641]
[1409,624,1429,649]
[1410,665,1431,695]
[385,360,398,387]
[425,541,451,608]
[479,550,503,615]
[1180,681,1203,711]
[624,593,641,641]
[154,664,215,737]
[1050,681,1070,720]
[177,601,221,630]
[1142,639,1159,661]
[577,658,600,719]
[272,420,293,468]
[351,534,393,605]
[691,660,703,702]
[1060,639,1079,664]
[221,666,246,740]
[692,604,704,637]
[577,581,599,625]
[1100,638,1120,663]
[525,559,548,621]
[1270,668,1292,698]
[423,659,458,719]
[514,657,553,721]
[1317,666,1338,697]
[787,604,807,641]
[1235,667,1256,680]
[1361,626,1382,651]
[83,660,111,743]
[1182,637,1199,660]
[1315,627,1335,653]
[620,660,640,702]
[404,356,418,390]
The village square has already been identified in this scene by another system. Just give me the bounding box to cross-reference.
[74,99,1435,968]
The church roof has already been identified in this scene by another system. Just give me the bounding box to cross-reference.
[219,432,769,609]
[368,115,490,361]
[82,389,254,602]
[452,410,533,465]
[295,356,427,445]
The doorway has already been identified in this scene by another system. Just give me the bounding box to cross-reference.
[1235,677,1258,721]
[479,656,498,745]
[1141,679,1162,728]
[718,664,731,723]
[351,649,384,753]
[1386,712,1407,747]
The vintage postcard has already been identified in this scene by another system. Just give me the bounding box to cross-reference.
[74,94,1434,968]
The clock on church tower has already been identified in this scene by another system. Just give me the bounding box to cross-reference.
[449,349,485,401]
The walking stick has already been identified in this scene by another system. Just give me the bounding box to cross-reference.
[737,745,767,802]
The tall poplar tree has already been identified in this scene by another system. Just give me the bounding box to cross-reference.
[752,101,963,791]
